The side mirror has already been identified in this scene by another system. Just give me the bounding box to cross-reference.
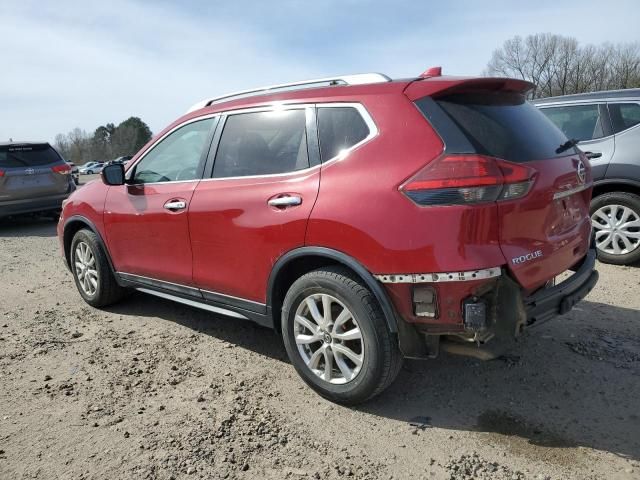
[101,163,125,186]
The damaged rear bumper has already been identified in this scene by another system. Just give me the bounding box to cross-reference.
[524,248,598,325]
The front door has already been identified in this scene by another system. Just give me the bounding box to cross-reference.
[103,117,217,285]
[189,106,320,307]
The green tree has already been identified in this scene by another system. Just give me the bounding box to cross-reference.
[111,117,152,157]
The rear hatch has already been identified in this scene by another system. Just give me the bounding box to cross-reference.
[408,80,593,291]
[0,143,71,202]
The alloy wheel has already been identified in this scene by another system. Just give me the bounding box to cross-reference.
[294,294,364,385]
[74,241,98,296]
[591,204,640,255]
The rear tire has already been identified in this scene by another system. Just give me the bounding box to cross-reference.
[70,229,128,307]
[281,266,402,405]
[590,192,640,265]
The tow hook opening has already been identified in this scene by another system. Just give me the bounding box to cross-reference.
[463,296,488,332]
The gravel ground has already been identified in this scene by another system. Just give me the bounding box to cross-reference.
[1,209,639,479]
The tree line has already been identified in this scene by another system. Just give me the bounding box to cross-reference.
[486,34,640,98]
[54,117,152,165]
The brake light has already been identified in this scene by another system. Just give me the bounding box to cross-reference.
[400,155,536,206]
[52,164,71,175]
[0,169,4,177]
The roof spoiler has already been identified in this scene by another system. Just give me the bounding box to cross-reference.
[404,77,536,101]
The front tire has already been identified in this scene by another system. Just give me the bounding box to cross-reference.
[591,192,640,265]
[70,229,127,307]
[281,267,402,404]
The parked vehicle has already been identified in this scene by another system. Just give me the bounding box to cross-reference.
[0,141,75,218]
[535,89,640,265]
[58,70,598,404]
[66,161,80,184]
[106,156,133,166]
[79,162,104,175]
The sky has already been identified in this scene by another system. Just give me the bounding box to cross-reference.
[1,0,639,144]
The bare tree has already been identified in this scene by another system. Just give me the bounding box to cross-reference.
[53,133,71,160]
[486,34,640,98]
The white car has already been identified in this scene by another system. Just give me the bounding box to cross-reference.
[79,162,104,175]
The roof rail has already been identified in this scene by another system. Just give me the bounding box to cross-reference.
[186,73,391,113]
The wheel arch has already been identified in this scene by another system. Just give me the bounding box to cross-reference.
[63,215,115,273]
[592,179,640,199]
[267,247,399,334]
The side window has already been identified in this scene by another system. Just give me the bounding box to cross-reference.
[213,110,308,178]
[540,104,604,142]
[133,118,214,184]
[608,103,640,133]
[317,107,370,162]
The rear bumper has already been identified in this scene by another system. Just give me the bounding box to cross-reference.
[524,248,598,325]
[0,192,71,217]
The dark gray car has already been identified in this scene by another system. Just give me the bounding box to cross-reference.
[536,89,640,265]
[0,142,76,218]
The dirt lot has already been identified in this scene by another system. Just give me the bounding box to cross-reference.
[1,209,639,479]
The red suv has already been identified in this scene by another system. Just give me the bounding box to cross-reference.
[58,70,598,404]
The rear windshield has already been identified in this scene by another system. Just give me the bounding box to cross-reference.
[0,144,62,168]
[416,92,576,162]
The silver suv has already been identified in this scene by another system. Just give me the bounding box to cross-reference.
[536,89,640,265]
[0,142,76,219]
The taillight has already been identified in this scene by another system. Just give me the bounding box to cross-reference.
[400,154,536,206]
[0,169,4,177]
[52,164,71,175]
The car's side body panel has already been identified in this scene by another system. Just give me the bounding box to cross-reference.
[305,91,507,276]
[189,169,321,304]
[103,181,199,285]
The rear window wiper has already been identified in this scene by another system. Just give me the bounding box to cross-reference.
[556,138,579,154]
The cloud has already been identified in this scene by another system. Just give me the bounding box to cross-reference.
[1,0,638,144]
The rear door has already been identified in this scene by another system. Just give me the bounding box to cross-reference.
[430,92,593,291]
[0,144,70,202]
[189,106,320,307]
[538,102,615,180]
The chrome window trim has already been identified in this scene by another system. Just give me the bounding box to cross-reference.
[604,100,640,105]
[536,97,640,107]
[537,103,614,143]
[125,113,220,187]
[201,165,321,182]
[217,103,314,116]
[202,102,378,182]
[315,102,379,164]
[127,101,378,185]
[535,101,606,107]
[136,288,249,320]
[605,101,640,135]
[375,267,502,283]
[539,100,640,140]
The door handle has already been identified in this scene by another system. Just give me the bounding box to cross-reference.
[584,151,602,160]
[268,195,302,208]
[164,200,187,211]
